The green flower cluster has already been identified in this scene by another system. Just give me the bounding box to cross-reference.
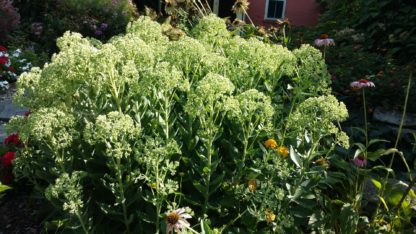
[288,95,349,148]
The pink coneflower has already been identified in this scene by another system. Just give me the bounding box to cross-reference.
[166,208,192,233]
[353,154,367,168]
[314,34,335,47]
[350,79,375,90]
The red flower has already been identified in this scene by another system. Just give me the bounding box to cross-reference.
[4,133,23,147]
[0,56,9,65]
[0,45,7,52]
[1,152,15,168]
[8,66,15,73]
[24,110,31,118]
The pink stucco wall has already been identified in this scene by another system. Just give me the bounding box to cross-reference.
[246,0,320,27]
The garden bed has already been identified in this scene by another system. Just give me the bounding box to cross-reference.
[0,191,43,234]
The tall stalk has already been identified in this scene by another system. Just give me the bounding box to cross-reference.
[375,71,412,217]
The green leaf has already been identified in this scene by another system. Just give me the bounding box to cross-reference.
[367,148,401,161]
[378,196,389,212]
[352,143,366,152]
[193,181,206,195]
[290,145,302,168]
[0,183,12,193]
[371,165,394,175]
[339,203,359,234]
[201,220,213,234]
[371,178,382,190]
[368,139,389,146]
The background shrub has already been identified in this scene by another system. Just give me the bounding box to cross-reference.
[10,0,138,54]
[0,0,20,42]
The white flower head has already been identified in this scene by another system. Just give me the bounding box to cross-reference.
[166,207,192,233]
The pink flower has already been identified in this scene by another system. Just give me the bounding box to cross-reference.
[353,154,367,168]
[166,208,192,233]
[350,79,375,90]
[314,34,335,47]
[315,38,335,47]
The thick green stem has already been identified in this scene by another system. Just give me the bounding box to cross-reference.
[164,97,170,140]
[202,137,213,217]
[75,210,89,234]
[113,157,130,234]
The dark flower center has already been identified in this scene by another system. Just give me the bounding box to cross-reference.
[358,79,369,83]
[167,212,180,225]
[320,34,329,39]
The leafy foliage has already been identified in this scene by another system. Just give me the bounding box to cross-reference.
[318,0,416,64]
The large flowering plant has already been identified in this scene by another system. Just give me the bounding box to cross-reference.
[7,15,351,233]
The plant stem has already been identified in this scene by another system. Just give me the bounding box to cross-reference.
[75,210,89,234]
[362,89,369,152]
[280,96,298,146]
[376,72,412,217]
[113,156,130,234]
[155,155,160,234]
[164,97,170,139]
[202,136,213,218]
[243,10,255,27]
[282,25,287,47]
[356,89,369,212]
[220,210,248,232]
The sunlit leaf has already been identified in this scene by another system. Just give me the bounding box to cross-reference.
[290,145,302,168]
[371,178,382,190]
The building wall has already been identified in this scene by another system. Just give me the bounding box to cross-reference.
[246,0,320,27]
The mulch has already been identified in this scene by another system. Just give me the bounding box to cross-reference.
[0,191,43,234]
